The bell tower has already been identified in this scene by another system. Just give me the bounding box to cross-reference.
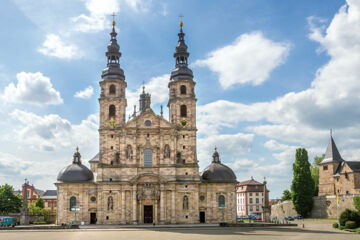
[99,18,127,129]
[98,18,127,165]
[168,18,197,129]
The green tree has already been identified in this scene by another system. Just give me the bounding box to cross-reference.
[291,148,315,217]
[281,190,292,201]
[35,198,45,209]
[354,196,360,212]
[0,184,22,214]
[311,154,325,196]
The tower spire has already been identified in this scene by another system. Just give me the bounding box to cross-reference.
[170,15,193,81]
[101,14,125,81]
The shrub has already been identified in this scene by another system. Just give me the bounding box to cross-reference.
[355,227,360,233]
[338,225,345,230]
[332,222,339,228]
[339,209,360,226]
[345,221,357,229]
[32,221,48,225]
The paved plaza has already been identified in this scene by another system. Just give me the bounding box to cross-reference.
[0,220,358,240]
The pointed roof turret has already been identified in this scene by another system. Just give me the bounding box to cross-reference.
[320,131,344,164]
[170,17,194,81]
[101,16,125,81]
[139,83,151,112]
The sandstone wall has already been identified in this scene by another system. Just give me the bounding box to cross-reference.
[271,194,360,219]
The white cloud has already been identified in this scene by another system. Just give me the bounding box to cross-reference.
[126,74,170,116]
[193,32,290,88]
[10,109,98,152]
[72,0,151,33]
[38,34,81,59]
[264,140,290,151]
[74,86,94,99]
[3,72,63,106]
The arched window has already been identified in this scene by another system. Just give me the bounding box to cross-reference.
[107,196,113,210]
[109,84,116,94]
[183,195,189,210]
[218,195,225,208]
[164,144,170,158]
[180,105,187,117]
[180,85,187,95]
[144,149,152,167]
[109,105,116,118]
[69,196,76,210]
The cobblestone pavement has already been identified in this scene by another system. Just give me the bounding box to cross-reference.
[0,220,357,240]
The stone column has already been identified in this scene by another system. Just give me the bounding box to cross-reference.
[171,188,176,223]
[160,184,165,224]
[154,200,158,224]
[132,185,137,224]
[121,191,125,224]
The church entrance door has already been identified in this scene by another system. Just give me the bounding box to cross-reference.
[90,212,97,224]
[144,205,153,223]
[200,211,205,223]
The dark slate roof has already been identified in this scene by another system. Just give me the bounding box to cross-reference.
[89,153,99,163]
[320,136,343,164]
[57,163,94,183]
[57,149,94,183]
[201,149,237,183]
[346,161,360,172]
[201,163,237,183]
[43,190,57,197]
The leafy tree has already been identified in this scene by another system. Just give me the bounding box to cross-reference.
[281,190,292,201]
[0,184,22,214]
[354,196,360,212]
[291,148,315,217]
[28,203,51,222]
[311,154,325,196]
[35,198,45,209]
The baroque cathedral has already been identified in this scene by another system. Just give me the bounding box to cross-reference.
[56,19,237,225]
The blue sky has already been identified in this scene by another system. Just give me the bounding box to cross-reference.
[0,0,358,198]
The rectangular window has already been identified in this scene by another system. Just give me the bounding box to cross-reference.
[249,198,253,203]
[256,206,259,211]
[256,198,259,203]
[48,202,51,207]
[249,193,252,196]
[250,206,253,211]
[323,166,328,170]
[54,203,57,207]
[256,193,259,196]
[144,149,152,167]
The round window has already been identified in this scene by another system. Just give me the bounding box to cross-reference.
[145,120,151,126]
[90,196,96,202]
[199,195,205,201]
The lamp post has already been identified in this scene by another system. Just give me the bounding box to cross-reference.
[219,205,226,226]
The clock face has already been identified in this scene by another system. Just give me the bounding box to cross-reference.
[108,117,116,128]
[180,118,188,128]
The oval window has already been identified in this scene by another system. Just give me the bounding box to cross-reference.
[145,120,151,126]
[90,196,96,202]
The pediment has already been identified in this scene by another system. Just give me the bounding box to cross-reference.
[125,108,173,129]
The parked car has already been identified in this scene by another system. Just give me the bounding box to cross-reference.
[237,215,250,220]
[294,215,303,219]
[284,216,294,221]
[0,217,16,227]
[249,215,261,220]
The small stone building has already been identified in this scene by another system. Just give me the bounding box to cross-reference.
[55,20,237,225]
[318,134,360,195]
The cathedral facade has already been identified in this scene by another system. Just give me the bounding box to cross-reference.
[56,20,237,225]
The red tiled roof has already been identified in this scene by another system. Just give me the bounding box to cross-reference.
[237,179,263,186]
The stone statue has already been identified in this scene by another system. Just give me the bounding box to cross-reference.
[164,145,170,158]
[126,145,133,160]
[108,196,113,210]
[183,195,189,210]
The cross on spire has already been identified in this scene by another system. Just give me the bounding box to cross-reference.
[179,13,184,27]
[111,12,117,26]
